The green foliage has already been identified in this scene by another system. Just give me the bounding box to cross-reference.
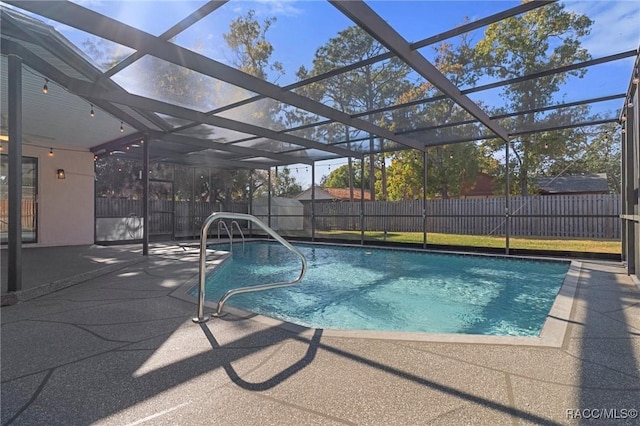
[272,167,302,197]
[320,161,370,190]
[95,157,141,199]
[299,26,414,200]
[224,10,283,81]
[545,122,621,193]
[91,4,612,207]
[386,150,423,200]
[385,34,488,200]
[475,2,593,195]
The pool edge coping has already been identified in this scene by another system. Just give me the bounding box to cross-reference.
[171,244,581,348]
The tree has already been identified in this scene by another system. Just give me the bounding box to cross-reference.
[81,38,130,71]
[474,2,593,195]
[272,167,303,197]
[320,161,369,189]
[224,10,283,81]
[298,26,414,200]
[95,157,141,198]
[546,122,621,193]
[92,10,292,205]
[384,34,489,200]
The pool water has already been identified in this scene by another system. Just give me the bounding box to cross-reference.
[192,242,569,336]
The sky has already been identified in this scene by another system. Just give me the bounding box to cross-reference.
[21,0,640,188]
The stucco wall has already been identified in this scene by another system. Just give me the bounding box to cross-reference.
[23,144,94,247]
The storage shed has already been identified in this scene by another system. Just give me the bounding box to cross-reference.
[252,197,304,231]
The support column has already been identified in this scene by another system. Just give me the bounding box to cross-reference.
[311,162,316,241]
[505,139,511,255]
[191,167,196,239]
[8,52,23,292]
[423,149,428,249]
[267,168,272,228]
[142,135,149,255]
[248,169,254,237]
[624,104,636,275]
[622,120,628,264]
[360,158,365,245]
[369,135,375,202]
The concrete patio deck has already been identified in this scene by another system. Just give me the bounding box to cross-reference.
[1,244,639,425]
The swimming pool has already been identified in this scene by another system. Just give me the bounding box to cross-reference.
[190,242,570,337]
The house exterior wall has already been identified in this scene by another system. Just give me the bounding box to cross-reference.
[24,144,94,247]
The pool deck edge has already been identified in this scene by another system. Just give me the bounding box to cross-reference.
[172,251,582,347]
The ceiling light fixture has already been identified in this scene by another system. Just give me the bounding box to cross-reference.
[90,104,95,117]
[42,78,49,94]
[120,121,124,133]
[48,147,54,157]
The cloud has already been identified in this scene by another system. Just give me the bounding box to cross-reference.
[564,1,640,56]
[254,0,303,17]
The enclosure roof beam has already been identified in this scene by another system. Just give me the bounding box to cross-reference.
[119,148,271,169]
[0,12,173,133]
[375,94,628,141]
[404,117,620,148]
[0,39,154,133]
[285,50,637,139]
[268,50,635,150]
[131,147,275,169]
[278,94,624,155]
[9,1,426,152]
[90,132,146,154]
[355,115,619,147]
[509,118,618,137]
[331,0,510,143]
[235,90,625,152]
[102,0,228,78]
[63,77,361,159]
[147,131,314,165]
[197,0,553,121]
[343,50,638,122]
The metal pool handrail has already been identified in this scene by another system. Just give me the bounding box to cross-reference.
[192,212,307,323]
[230,220,245,252]
[217,220,232,251]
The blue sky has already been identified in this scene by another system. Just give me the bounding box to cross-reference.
[40,1,640,187]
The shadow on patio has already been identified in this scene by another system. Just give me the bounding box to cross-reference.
[1,245,639,425]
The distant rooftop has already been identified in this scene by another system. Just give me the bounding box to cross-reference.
[534,173,609,194]
[296,186,372,201]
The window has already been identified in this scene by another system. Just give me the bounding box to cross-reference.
[0,155,38,243]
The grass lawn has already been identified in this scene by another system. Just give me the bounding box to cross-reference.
[315,230,621,254]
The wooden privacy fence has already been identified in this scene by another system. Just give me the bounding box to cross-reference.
[309,194,621,239]
[96,193,620,240]
[0,199,36,232]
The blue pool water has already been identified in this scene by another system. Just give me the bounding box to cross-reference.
[191,242,569,336]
